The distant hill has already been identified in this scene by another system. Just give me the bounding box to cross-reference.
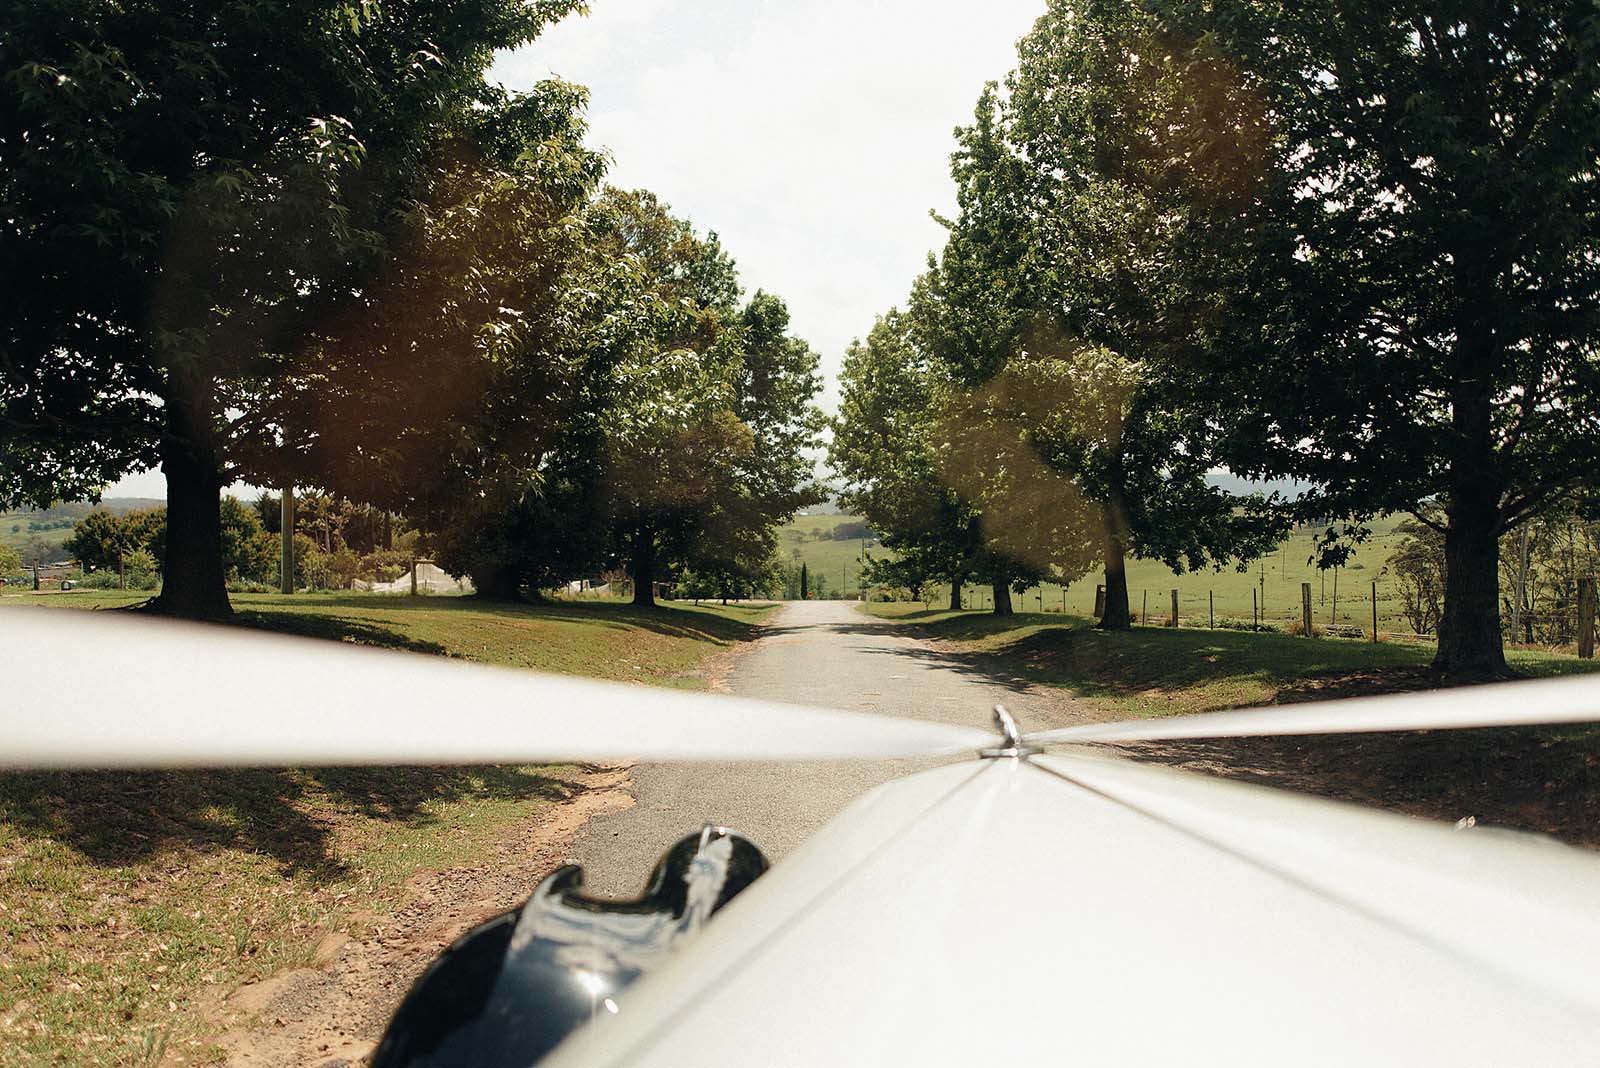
[1,498,165,558]
[1205,471,1310,499]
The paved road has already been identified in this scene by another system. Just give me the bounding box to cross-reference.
[566,600,1092,896]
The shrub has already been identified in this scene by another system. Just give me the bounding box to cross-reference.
[357,549,413,583]
[1214,617,1277,633]
[301,548,361,591]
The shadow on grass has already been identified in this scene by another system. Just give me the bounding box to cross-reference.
[234,594,770,648]
[232,610,452,655]
[869,610,1441,704]
[1111,724,1600,849]
[0,764,572,880]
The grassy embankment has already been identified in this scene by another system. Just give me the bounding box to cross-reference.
[864,601,1600,846]
[0,592,774,1067]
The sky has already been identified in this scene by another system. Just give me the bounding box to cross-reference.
[108,0,1045,499]
[490,0,1047,408]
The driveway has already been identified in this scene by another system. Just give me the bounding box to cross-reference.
[566,600,1092,896]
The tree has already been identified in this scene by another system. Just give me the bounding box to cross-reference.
[952,21,1287,629]
[1501,511,1600,645]
[271,80,608,593]
[605,350,754,607]
[1388,517,1447,635]
[832,307,1074,616]
[0,544,23,577]
[63,509,133,573]
[1144,0,1600,672]
[586,189,745,608]
[1,0,586,618]
[586,191,821,608]
[833,311,978,612]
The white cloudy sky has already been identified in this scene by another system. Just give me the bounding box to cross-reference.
[491,0,1046,407]
[109,0,1043,498]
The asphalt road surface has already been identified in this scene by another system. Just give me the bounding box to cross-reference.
[566,600,1093,896]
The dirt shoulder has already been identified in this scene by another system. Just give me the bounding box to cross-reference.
[203,765,633,1068]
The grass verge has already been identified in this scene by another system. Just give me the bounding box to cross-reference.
[0,593,775,1066]
[863,602,1600,847]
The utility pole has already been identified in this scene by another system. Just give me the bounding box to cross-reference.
[860,536,866,600]
[280,486,295,594]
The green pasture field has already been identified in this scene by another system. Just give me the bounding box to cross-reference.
[0,592,774,1067]
[779,513,1413,620]
[776,514,885,596]
[1,499,165,557]
[877,517,1438,636]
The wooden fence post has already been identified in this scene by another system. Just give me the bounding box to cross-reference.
[1094,584,1106,619]
[1301,582,1313,637]
[1579,577,1596,660]
[1142,589,1148,625]
[1170,589,1179,628]
[1209,590,1214,630]
[410,559,418,597]
[1372,581,1379,643]
[1252,587,1257,628]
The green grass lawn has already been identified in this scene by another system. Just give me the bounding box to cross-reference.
[0,591,775,1067]
[1,590,774,688]
[863,601,1600,848]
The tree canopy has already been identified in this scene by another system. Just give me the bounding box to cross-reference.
[1136,0,1600,671]
[2,0,591,616]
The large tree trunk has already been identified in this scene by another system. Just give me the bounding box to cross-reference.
[1097,405,1134,631]
[631,526,656,607]
[1097,498,1132,631]
[1435,510,1508,674]
[150,380,231,620]
[470,562,521,601]
[991,582,1014,616]
[949,580,962,611]
[1433,325,1510,675]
